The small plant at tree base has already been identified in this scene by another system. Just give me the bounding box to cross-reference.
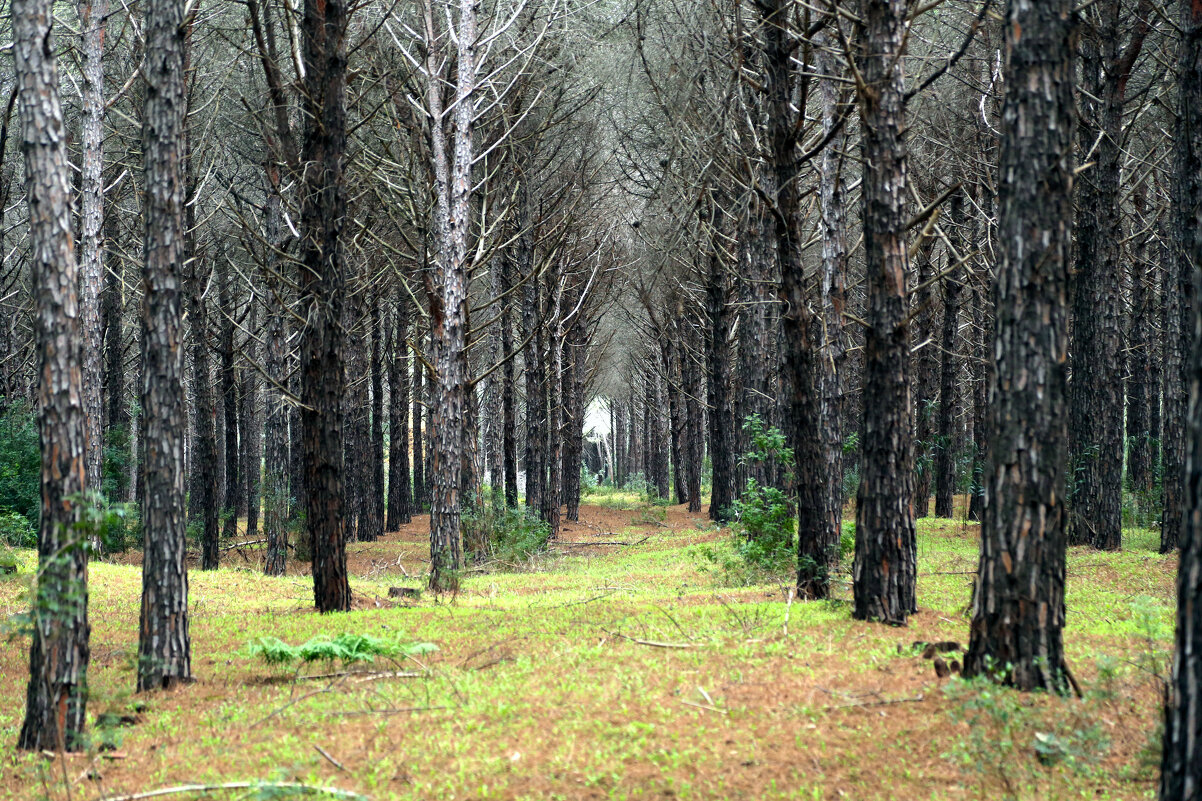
[942,663,1111,800]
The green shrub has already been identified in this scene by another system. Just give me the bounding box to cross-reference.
[462,502,550,566]
[0,510,35,548]
[581,463,600,495]
[245,633,436,672]
[0,401,40,525]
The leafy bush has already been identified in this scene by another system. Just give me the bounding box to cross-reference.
[0,402,40,525]
[462,502,550,566]
[245,633,437,671]
[580,463,600,495]
[102,423,133,503]
[700,416,798,585]
[0,510,35,548]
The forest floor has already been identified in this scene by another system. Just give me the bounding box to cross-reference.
[0,494,1176,801]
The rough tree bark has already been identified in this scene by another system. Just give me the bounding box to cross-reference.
[386,291,412,529]
[77,0,107,497]
[300,0,351,611]
[137,0,193,688]
[242,299,261,540]
[219,255,239,557]
[501,254,519,507]
[911,237,937,519]
[412,346,425,513]
[962,0,1074,692]
[1069,0,1149,551]
[934,192,964,518]
[366,296,386,541]
[1127,185,1156,495]
[816,32,849,553]
[1160,0,1202,787]
[423,0,475,589]
[852,0,917,625]
[14,0,91,747]
[705,196,736,521]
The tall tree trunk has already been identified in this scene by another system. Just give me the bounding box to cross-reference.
[665,336,687,505]
[501,254,519,507]
[14,0,91,746]
[706,198,736,521]
[485,255,505,503]
[219,256,239,554]
[137,0,192,688]
[1127,186,1155,495]
[1164,0,1200,554]
[300,0,350,612]
[542,275,563,537]
[852,0,917,625]
[243,299,261,540]
[524,263,545,514]
[968,260,989,523]
[1160,5,1202,785]
[101,212,129,500]
[262,166,290,575]
[186,271,219,584]
[911,237,937,518]
[760,0,833,597]
[387,292,412,529]
[817,34,849,548]
[682,321,704,514]
[962,0,1073,692]
[77,0,107,497]
[1068,0,1134,551]
[934,193,965,518]
[423,0,476,590]
[367,296,386,541]
[412,349,425,512]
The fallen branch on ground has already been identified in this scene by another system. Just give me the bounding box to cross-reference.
[606,631,697,649]
[98,781,366,801]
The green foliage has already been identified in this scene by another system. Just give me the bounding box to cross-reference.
[0,510,35,548]
[462,502,551,567]
[101,423,133,502]
[580,463,600,495]
[245,633,437,671]
[0,401,40,526]
[701,416,798,585]
[740,414,794,472]
[79,493,137,554]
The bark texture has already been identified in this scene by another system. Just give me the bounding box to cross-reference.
[137,0,193,690]
[14,0,91,748]
[1160,0,1202,790]
[962,0,1074,693]
[852,0,917,625]
[300,0,351,612]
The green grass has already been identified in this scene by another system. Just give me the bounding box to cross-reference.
[0,506,1176,800]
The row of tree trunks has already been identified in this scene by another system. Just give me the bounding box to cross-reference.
[934,192,965,519]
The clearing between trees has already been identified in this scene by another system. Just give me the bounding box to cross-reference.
[0,497,1173,800]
